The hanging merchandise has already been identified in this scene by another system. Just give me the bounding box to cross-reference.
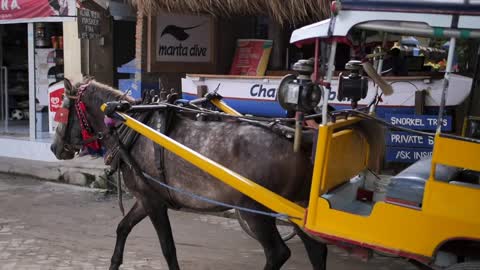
[35,22,50,47]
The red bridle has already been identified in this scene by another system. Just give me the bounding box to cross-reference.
[72,83,102,154]
[55,82,103,154]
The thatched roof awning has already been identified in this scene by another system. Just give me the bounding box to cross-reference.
[133,0,331,24]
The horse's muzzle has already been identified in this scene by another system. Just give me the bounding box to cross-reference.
[50,144,57,154]
[50,143,76,160]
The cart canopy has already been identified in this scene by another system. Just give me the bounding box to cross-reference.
[291,2,480,45]
[340,0,480,14]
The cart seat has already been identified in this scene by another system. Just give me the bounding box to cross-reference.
[385,157,460,208]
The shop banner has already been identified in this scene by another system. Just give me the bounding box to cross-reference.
[156,14,212,62]
[0,0,76,23]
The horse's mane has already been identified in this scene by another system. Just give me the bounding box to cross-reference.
[77,80,135,111]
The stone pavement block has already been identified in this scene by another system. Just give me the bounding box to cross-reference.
[62,171,89,186]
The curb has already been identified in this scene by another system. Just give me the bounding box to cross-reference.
[0,156,109,188]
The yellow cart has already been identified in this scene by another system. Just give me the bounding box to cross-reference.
[102,1,480,269]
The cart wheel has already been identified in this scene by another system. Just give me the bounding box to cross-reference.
[235,209,296,242]
[446,262,480,270]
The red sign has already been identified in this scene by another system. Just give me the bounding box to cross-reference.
[0,0,75,22]
[54,107,69,123]
[49,87,64,112]
[230,39,273,76]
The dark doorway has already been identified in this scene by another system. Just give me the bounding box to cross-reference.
[0,24,28,135]
[113,20,136,88]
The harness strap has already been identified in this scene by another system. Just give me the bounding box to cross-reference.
[62,132,105,153]
[82,132,104,145]
[104,111,152,166]
[152,109,177,208]
[105,108,179,210]
[141,172,292,220]
[117,167,125,216]
[74,82,102,154]
[115,138,178,209]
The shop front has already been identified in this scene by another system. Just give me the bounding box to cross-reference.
[0,0,75,160]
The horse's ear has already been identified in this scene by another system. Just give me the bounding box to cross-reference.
[64,79,73,95]
[83,75,94,84]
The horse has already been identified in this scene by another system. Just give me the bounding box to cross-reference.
[50,79,330,270]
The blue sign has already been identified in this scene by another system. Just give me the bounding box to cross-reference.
[182,93,287,117]
[386,147,433,163]
[118,79,142,99]
[385,114,452,131]
[385,132,434,148]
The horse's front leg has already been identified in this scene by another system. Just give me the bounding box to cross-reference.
[110,200,147,270]
[146,203,180,270]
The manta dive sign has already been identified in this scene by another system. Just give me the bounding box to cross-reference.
[0,0,76,23]
[156,14,212,62]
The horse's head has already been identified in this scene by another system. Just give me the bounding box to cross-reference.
[50,79,84,160]
[51,78,135,160]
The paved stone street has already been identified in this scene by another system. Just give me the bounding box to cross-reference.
[0,173,418,270]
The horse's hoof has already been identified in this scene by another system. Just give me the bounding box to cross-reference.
[109,263,121,270]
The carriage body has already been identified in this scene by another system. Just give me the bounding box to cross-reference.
[292,1,480,266]
[102,1,480,268]
[304,121,480,264]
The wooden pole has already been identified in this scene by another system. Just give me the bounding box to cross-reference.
[267,20,286,71]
